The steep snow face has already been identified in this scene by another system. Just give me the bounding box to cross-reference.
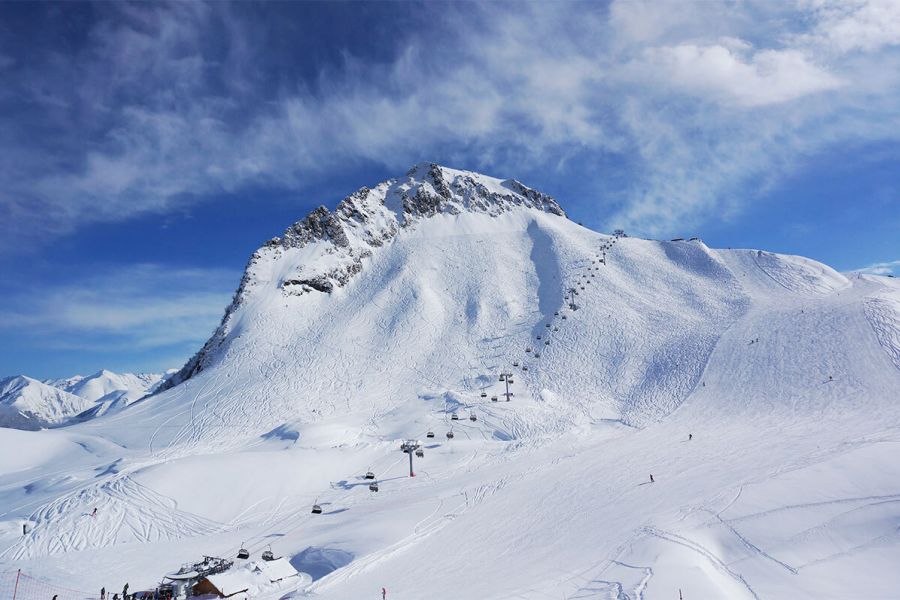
[0,376,93,430]
[164,163,565,389]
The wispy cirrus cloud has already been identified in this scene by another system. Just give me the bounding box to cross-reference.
[0,264,234,352]
[853,260,900,276]
[2,0,900,247]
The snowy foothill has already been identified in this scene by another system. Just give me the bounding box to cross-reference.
[2,164,900,599]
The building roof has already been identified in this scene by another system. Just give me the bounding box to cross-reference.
[253,557,298,582]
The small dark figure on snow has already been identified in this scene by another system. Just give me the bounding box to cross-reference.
[101,587,106,600]
[113,594,119,600]
[688,433,692,441]
[650,474,655,483]
[22,524,26,535]
[53,595,58,600]
[382,587,387,599]
[92,508,98,517]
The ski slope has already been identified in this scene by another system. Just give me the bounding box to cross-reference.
[1,165,899,599]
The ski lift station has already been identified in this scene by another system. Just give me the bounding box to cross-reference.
[192,557,309,599]
[158,554,309,599]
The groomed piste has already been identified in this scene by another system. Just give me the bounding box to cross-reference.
[2,164,899,600]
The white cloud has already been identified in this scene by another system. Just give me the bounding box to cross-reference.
[635,43,843,107]
[801,0,900,53]
[853,259,900,275]
[2,0,900,242]
[0,264,234,350]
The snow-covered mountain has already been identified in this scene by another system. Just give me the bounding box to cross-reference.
[0,376,93,430]
[161,162,564,391]
[1,164,899,600]
[54,369,172,404]
[0,369,174,431]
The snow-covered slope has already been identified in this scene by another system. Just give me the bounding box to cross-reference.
[1,164,899,600]
[0,376,93,430]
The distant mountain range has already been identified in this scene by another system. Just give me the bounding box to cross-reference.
[0,368,174,429]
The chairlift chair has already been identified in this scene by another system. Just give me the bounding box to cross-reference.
[427,431,435,438]
[446,431,455,439]
[469,413,477,422]
[545,340,550,345]
[537,335,542,340]
[535,352,541,357]
[415,448,424,457]
[526,347,532,352]
[507,378,514,384]
[369,482,379,492]
[312,503,323,514]
[365,471,375,480]
[262,546,276,562]
[237,544,250,560]
[480,392,487,398]
[554,312,559,316]
[522,366,528,371]
[513,361,519,367]
[499,374,506,381]
[451,413,459,421]
[491,396,498,402]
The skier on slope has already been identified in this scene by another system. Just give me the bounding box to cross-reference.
[101,587,106,600]
[382,587,387,599]
[92,508,98,517]
[650,474,654,483]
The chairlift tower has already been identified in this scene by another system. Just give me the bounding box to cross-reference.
[400,440,422,477]
[502,371,514,401]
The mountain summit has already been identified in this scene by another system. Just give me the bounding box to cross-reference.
[164,163,566,389]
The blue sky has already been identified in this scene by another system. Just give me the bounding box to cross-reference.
[1,1,899,379]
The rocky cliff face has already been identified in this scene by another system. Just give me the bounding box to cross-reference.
[159,163,566,391]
